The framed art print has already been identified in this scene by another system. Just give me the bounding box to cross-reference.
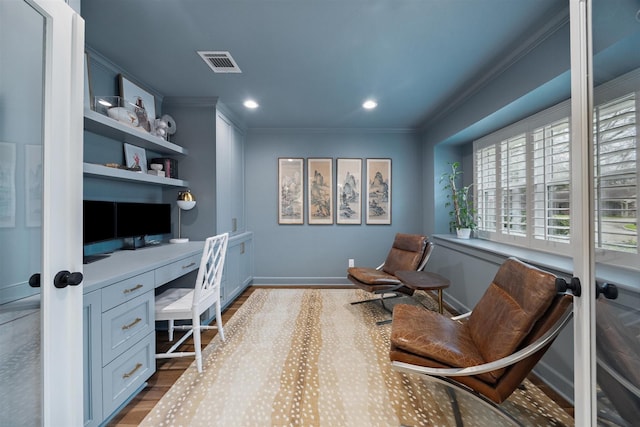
[25,144,42,227]
[119,74,155,131]
[366,158,391,224]
[123,143,147,172]
[278,158,304,224]
[0,142,16,228]
[307,158,333,224]
[336,158,362,224]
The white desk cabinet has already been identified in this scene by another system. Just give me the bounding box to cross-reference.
[82,242,203,427]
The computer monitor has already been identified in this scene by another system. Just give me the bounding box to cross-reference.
[116,202,171,238]
[83,200,117,245]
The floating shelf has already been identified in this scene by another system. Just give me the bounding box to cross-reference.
[83,163,189,188]
[84,108,187,156]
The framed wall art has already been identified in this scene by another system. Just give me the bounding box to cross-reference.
[0,142,16,228]
[307,158,333,225]
[336,158,362,224]
[278,158,304,224]
[366,158,391,225]
[119,74,155,131]
[25,144,42,227]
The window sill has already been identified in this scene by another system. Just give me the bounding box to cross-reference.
[432,234,640,293]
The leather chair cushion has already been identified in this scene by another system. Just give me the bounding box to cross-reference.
[468,258,557,365]
[347,267,400,285]
[391,304,486,370]
[381,234,428,276]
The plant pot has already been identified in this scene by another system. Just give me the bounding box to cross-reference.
[456,228,471,239]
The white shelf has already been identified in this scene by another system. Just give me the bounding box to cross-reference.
[84,108,187,156]
[83,163,189,188]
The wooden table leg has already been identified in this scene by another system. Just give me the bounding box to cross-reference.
[438,289,444,314]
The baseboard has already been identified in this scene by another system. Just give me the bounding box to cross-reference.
[252,277,352,286]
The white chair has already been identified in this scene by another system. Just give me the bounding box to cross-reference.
[155,233,229,372]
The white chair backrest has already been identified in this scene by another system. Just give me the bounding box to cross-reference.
[193,233,229,309]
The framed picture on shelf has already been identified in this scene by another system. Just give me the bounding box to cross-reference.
[119,74,155,131]
[336,158,362,225]
[366,158,391,225]
[307,158,333,225]
[123,143,147,172]
[84,51,93,110]
[278,158,304,224]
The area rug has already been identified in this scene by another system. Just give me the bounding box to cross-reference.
[141,289,574,426]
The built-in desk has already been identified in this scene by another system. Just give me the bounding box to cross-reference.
[82,242,204,427]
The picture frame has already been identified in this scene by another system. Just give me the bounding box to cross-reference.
[366,158,391,225]
[25,144,42,227]
[307,158,333,225]
[84,51,93,111]
[119,74,156,131]
[336,158,362,224]
[278,158,304,224]
[123,143,148,172]
[0,142,16,228]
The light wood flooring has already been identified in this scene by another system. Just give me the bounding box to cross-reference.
[106,286,574,426]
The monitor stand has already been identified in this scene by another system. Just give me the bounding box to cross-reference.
[122,236,146,250]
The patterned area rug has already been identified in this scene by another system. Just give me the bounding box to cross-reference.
[141,289,574,426]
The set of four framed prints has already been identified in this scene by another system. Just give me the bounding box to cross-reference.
[278,157,391,225]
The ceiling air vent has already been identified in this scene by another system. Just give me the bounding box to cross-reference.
[197,51,242,73]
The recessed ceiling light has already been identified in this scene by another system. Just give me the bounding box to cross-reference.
[362,99,377,110]
[243,99,259,109]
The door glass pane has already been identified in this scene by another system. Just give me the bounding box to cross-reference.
[592,1,640,425]
[0,1,45,425]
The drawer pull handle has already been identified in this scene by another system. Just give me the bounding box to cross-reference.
[122,317,142,330]
[122,363,142,379]
[182,262,196,269]
[123,284,143,294]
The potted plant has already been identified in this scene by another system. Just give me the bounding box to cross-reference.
[440,162,477,238]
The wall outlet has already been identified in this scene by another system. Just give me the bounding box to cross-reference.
[348,258,354,268]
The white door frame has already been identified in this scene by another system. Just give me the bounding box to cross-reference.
[569,0,597,425]
[29,0,85,424]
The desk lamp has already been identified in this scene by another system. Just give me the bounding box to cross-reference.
[170,189,196,243]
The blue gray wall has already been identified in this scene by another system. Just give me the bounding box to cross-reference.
[245,129,424,284]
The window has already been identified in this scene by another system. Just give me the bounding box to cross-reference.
[532,118,571,243]
[594,93,637,253]
[473,68,639,265]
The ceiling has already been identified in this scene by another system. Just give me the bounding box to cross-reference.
[82,0,565,130]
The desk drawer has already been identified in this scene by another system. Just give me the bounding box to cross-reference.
[102,271,154,312]
[102,332,155,419]
[155,254,200,286]
[102,292,154,365]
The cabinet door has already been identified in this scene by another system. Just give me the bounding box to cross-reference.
[83,290,102,427]
[216,111,245,235]
[230,124,245,233]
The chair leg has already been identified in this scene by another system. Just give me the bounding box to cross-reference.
[168,319,174,341]
[192,315,203,373]
[215,301,225,341]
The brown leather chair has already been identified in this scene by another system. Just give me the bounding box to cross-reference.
[389,257,573,423]
[347,233,433,310]
[595,297,640,425]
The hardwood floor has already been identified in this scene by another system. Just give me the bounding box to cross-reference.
[106,286,574,425]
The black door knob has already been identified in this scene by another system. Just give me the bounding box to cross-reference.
[29,273,41,288]
[54,271,83,289]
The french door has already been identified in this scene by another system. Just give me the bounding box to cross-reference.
[571,0,640,425]
[0,0,84,425]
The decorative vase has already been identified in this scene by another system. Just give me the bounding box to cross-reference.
[456,228,471,239]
